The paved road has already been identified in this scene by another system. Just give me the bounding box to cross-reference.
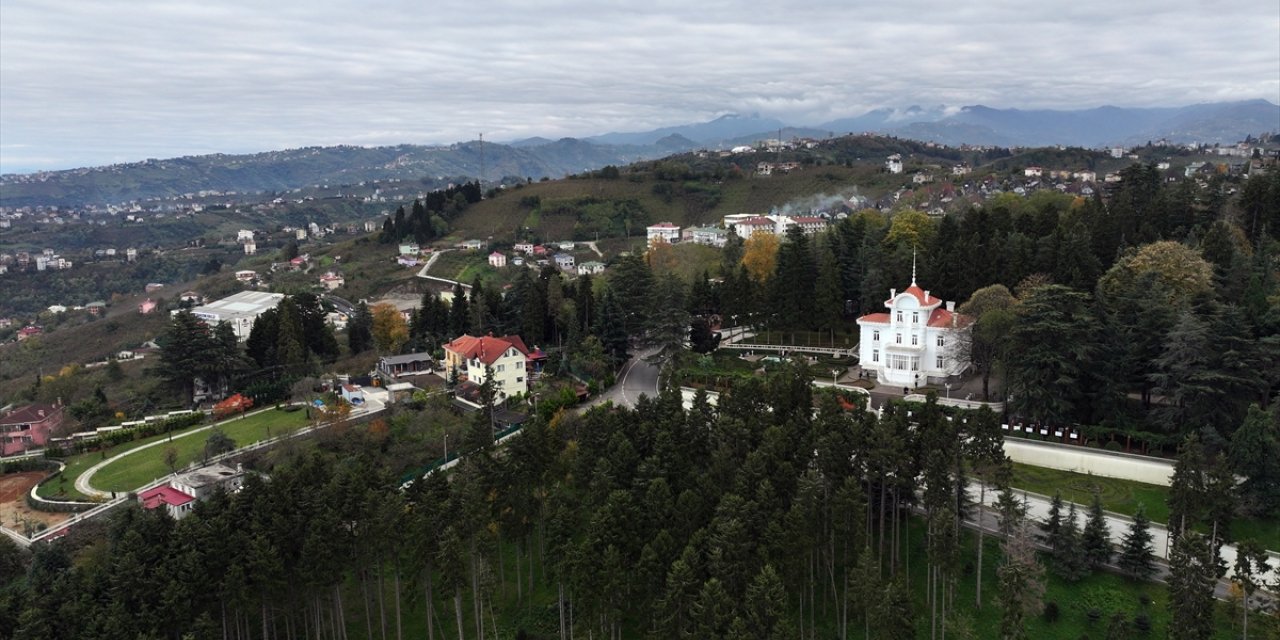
[966,484,1279,604]
[582,347,661,409]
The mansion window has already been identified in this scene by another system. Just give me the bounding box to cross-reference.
[911,335,918,346]
[872,350,879,363]
[496,364,505,372]
[895,333,902,344]
[936,356,944,369]
[937,336,945,347]
[873,330,880,342]
[912,312,919,324]
[896,311,903,322]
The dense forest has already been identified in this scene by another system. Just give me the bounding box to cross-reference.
[2,365,1276,639]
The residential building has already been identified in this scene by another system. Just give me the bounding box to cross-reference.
[237,229,255,243]
[378,352,436,378]
[139,463,246,520]
[16,326,42,341]
[855,270,971,388]
[364,219,380,232]
[785,216,828,235]
[729,216,776,237]
[646,222,681,246]
[244,241,256,255]
[340,384,365,405]
[554,253,575,270]
[514,242,535,254]
[952,164,972,176]
[1024,166,1043,177]
[686,226,729,247]
[443,334,532,401]
[886,154,903,174]
[145,282,165,294]
[578,261,606,275]
[126,248,138,261]
[399,242,420,256]
[0,403,64,455]
[557,241,576,251]
[183,291,285,341]
[139,299,158,314]
[234,270,256,283]
[488,252,507,268]
[458,239,485,251]
[319,272,344,290]
[295,228,307,240]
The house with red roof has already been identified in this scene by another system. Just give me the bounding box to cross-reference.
[443,333,532,400]
[0,402,64,456]
[139,463,246,520]
[855,262,971,389]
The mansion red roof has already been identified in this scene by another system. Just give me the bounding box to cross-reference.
[889,284,941,306]
[739,217,773,226]
[0,403,62,426]
[445,334,530,366]
[927,308,972,328]
[139,485,195,509]
[857,313,891,324]
[791,216,825,224]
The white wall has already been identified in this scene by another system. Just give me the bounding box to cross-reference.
[1003,438,1174,486]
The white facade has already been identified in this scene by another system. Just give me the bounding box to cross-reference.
[886,154,903,174]
[856,278,970,388]
[488,252,507,268]
[183,291,285,341]
[467,347,527,401]
[646,222,681,246]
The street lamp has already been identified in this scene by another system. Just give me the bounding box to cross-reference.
[443,432,449,464]
[832,368,841,388]
[945,382,952,400]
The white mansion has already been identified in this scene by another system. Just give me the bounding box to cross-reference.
[856,274,972,388]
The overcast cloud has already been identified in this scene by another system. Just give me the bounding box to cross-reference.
[2,0,1277,173]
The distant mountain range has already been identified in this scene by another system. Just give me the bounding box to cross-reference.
[3,100,1274,208]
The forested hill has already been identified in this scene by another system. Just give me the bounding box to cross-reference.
[0,138,674,209]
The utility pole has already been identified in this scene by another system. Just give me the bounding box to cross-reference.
[478,132,485,198]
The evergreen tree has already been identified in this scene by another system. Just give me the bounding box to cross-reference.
[997,519,1045,640]
[1230,404,1280,517]
[1007,285,1097,426]
[595,287,630,365]
[348,301,373,354]
[448,282,469,337]
[1039,490,1065,549]
[1081,491,1112,570]
[1167,532,1216,640]
[1117,504,1156,581]
[1053,502,1089,581]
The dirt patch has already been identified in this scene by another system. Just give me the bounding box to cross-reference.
[0,472,72,532]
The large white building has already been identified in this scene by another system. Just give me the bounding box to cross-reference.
[856,272,971,388]
[182,291,285,341]
[646,222,681,246]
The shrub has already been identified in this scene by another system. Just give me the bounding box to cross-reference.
[1086,608,1101,624]
[1104,440,1124,451]
[1133,612,1151,633]
[1043,601,1061,623]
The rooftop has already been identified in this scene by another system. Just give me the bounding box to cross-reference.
[187,291,284,322]
[0,403,62,426]
[139,485,195,509]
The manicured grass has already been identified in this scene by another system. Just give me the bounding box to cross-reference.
[91,408,310,493]
[1011,462,1172,523]
[37,418,233,502]
[1011,462,1280,552]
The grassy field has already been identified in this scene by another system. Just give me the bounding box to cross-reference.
[1011,462,1280,552]
[450,165,889,244]
[90,407,310,492]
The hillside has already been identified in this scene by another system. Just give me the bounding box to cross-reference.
[0,139,676,209]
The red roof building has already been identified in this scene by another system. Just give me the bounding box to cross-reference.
[443,333,532,400]
[855,264,971,389]
[0,402,64,456]
[138,485,197,519]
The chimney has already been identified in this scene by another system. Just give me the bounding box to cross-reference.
[946,301,955,313]
[925,290,930,300]
[37,410,46,418]
[890,288,896,298]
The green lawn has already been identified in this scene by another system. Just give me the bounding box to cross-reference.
[90,408,310,493]
[37,418,234,502]
[1011,462,1280,552]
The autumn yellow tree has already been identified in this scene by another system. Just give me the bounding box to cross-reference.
[884,208,936,249]
[371,303,409,353]
[741,233,780,282]
[1097,241,1213,309]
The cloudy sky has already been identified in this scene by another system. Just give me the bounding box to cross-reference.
[2,0,1277,173]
